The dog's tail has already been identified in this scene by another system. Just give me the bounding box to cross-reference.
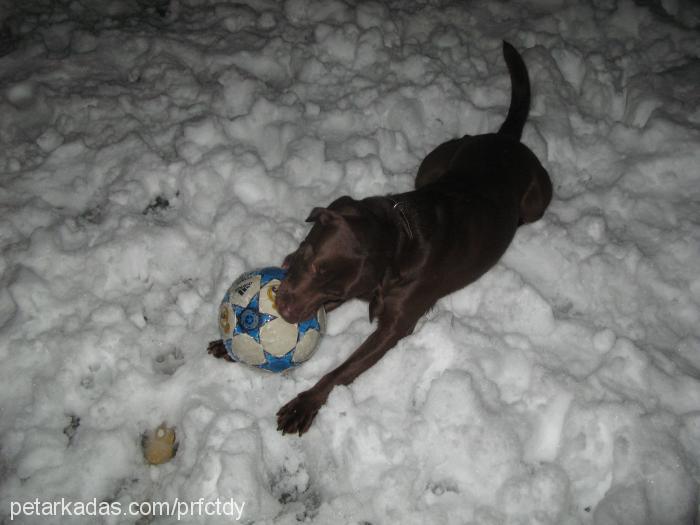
[497,41,531,140]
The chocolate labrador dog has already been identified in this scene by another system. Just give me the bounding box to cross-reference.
[209,41,552,436]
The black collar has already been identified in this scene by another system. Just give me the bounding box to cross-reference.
[386,196,414,241]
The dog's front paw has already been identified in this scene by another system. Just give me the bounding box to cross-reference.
[207,339,233,361]
[276,391,324,436]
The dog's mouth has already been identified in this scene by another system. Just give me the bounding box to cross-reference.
[275,281,340,323]
[275,298,304,324]
[275,286,319,324]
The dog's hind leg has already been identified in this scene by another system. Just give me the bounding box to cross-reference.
[415,138,463,189]
[519,166,553,225]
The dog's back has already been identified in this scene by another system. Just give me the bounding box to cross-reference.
[416,41,551,225]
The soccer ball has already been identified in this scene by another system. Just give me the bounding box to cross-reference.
[218,267,326,372]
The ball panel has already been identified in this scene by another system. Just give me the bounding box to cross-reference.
[292,306,326,363]
[292,329,320,363]
[258,279,282,316]
[228,272,262,307]
[260,317,298,357]
[219,303,233,337]
[232,333,266,365]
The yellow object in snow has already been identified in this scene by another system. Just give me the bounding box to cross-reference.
[143,423,177,465]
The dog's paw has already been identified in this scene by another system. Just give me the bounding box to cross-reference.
[207,339,233,361]
[276,391,323,436]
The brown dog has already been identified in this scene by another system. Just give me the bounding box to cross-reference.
[209,42,552,435]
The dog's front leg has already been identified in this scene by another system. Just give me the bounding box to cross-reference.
[277,295,428,436]
[276,327,408,436]
[207,339,234,361]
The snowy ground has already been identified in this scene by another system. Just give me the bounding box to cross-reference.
[1,0,699,523]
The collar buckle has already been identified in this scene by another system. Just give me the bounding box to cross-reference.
[387,197,414,241]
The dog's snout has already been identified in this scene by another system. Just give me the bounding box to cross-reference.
[275,285,297,322]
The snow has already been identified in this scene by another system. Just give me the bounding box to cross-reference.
[1,0,699,523]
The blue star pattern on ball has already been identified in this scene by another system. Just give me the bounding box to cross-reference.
[259,349,297,372]
[233,293,276,343]
[297,315,321,342]
[219,267,326,372]
[258,266,285,287]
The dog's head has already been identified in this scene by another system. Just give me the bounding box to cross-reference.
[276,197,382,323]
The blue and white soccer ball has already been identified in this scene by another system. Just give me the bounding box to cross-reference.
[218,267,326,372]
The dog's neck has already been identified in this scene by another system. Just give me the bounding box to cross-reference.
[360,196,415,321]
[385,196,414,241]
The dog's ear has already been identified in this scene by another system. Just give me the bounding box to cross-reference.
[306,196,358,224]
[305,207,340,225]
[305,207,325,223]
